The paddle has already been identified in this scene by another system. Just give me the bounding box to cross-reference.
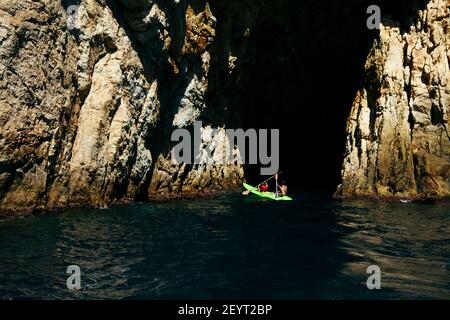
[242,172,283,196]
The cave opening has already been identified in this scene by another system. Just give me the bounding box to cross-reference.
[110,0,430,197]
[214,0,428,193]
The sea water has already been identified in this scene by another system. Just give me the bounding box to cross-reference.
[0,191,449,299]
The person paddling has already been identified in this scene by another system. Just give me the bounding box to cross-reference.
[241,172,293,201]
[278,181,288,196]
[275,174,288,197]
[242,172,282,196]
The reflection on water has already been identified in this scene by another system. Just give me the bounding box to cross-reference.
[0,192,449,299]
[334,200,450,299]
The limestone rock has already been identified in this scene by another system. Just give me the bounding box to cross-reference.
[337,0,450,200]
[0,0,246,211]
[3,0,447,213]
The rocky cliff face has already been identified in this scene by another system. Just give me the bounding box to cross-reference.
[337,0,450,200]
[0,0,248,212]
[0,0,448,212]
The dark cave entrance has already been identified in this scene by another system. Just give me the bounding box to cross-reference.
[223,0,427,192]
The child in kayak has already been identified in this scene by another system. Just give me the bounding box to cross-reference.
[259,183,269,192]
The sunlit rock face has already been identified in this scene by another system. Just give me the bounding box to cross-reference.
[0,0,447,212]
[0,0,245,212]
[337,0,450,200]
[0,0,160,210]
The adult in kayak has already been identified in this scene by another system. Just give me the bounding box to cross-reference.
[278,181,288,196]
[242,172,288,198]
[275,174,288,197]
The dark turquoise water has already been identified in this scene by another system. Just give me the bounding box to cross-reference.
[0,191,449,300]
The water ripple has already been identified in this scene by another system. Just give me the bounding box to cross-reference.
[0,192,449,299]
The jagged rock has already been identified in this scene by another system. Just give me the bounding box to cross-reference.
[123,5,167,33]
[0,0,245,211]
[1,0,448,213]
[337,0,450,200]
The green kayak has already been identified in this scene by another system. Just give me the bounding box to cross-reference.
[243,183,293,201]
